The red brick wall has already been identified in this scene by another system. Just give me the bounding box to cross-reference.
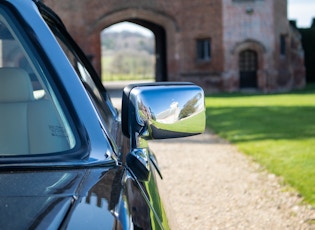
[44,0,305,93]
[45,0,223,84]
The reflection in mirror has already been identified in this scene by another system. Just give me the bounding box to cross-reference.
[124,83,206,140]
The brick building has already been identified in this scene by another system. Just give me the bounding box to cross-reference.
[44,0,305,93]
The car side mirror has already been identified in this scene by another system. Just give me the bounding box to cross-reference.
[121,82,206,181]
[121,82,206,147]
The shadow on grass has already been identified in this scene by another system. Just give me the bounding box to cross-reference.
[206,83,315,98]
[206,106,315,143]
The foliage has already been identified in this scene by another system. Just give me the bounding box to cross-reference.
[179,93,202,119]
[102,54,154,81]
[101,31,155,81]
[205,85,315,205]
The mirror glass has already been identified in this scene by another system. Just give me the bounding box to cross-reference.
[129,84,206,139]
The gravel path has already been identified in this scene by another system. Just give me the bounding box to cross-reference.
[148,131,315,230]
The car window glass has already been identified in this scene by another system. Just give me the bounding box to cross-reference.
[47,23,114,130]
[0,10,76,156]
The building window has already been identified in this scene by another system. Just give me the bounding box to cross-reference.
[196,38,211,61]
[280,35,286,56]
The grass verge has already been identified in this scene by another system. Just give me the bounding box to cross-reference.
[205,84,315,205]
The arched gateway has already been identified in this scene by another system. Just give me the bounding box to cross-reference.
[44,1,184,84]
[45,0,305,92]
[94,9,177,82]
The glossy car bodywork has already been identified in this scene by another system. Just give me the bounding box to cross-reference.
[0,0,205,229]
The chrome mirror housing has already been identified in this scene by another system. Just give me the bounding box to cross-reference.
[122,82,206,147]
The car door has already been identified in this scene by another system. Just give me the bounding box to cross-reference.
[37,3,170,229]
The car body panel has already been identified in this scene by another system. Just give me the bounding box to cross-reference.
[0,167,130,229]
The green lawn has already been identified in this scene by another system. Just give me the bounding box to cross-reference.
[150,112,205,134]
[205,85,315,205]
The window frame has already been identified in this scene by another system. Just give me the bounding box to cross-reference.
[39,5,120,155]
[280,34,286,56]
[196,38,211,62]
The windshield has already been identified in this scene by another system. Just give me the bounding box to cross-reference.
[0,8,76,156]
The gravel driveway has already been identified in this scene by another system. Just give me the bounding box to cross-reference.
[149,131,315,230]
[107,82,315,230]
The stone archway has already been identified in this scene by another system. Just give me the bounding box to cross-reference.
[231,39,267,90]
[86,8,179,82]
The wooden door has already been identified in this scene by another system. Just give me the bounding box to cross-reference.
[239,50,258,88]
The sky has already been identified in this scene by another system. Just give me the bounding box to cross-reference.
[106,22,153,37]
[106,0,315,35]
[288,0,315,27]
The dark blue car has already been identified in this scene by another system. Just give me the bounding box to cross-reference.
[0,1,205,229]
